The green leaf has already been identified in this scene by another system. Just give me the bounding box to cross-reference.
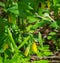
[7,5,19,15]
[0,17,6,47]
[50,21,58,29]
[32,60,49,63]
[38,32,43,48]
[38,8,43,16]
[47,36,52,40]
[18,1,28,17]
[32,20,50,29]
[49,32,56,36]
[53,0,60,6]
[0,49,4,53]
[28,5,33,10]
[0,2,5,7]
[0,56,3,63]
[24,45,30,56]
[27,16,38,23]
[44,51,52,56]
[0,17,5,35]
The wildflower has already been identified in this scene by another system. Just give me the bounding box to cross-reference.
[32,42,38,53]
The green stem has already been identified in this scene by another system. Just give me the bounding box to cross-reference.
[8,28,17,50]
[18,36,30,49]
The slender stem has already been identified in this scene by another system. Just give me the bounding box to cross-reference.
[48,15,55,22]
[8,28,17,49]
[18,36,30,49]
[35,13,47,20]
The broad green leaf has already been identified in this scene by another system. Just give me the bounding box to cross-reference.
[53,0,60,6]
[44,51,53,56]
[49,32,56,36]
[38,8,43,16]
[47,36,52,40]
[27,16,38,23]
[0,2,5,7]
[49,21,58,29]
[7,5,19,15]
[18,1,29,17]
